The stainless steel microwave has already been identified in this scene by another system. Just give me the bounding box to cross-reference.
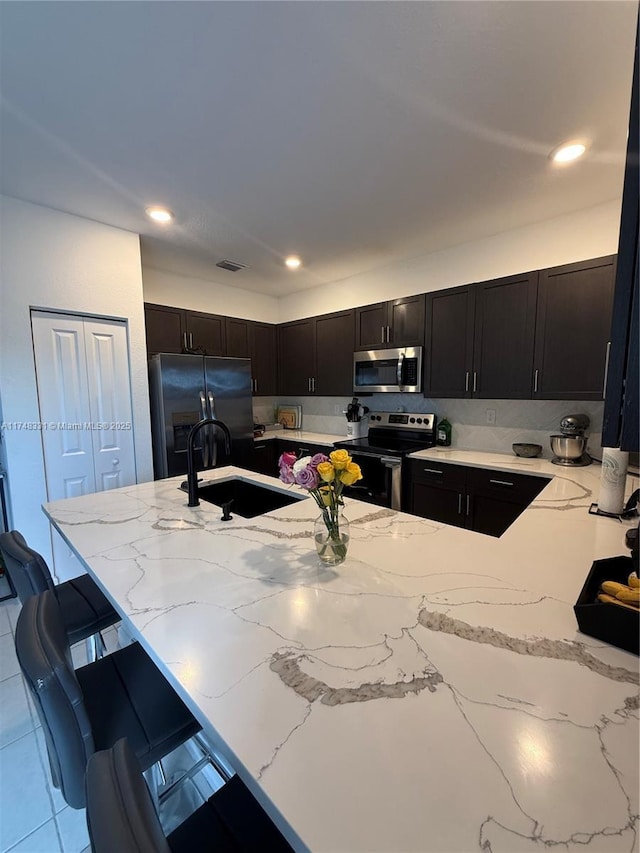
[353,346,423,393]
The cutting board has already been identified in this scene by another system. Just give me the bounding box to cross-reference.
[277,405,302,429]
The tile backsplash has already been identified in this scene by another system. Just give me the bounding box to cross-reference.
[254,394,605,460]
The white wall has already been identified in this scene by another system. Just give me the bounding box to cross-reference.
[0,195,153,567]
[278,200,622,322]
[142,266,279,324]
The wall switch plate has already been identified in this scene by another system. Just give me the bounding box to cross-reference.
[486,408,496,425]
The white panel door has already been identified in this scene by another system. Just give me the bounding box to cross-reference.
[32,311,137,580]
[32,313,97,501]
[84,319,136,492]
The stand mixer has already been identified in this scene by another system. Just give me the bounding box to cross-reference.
[550,414,592,466]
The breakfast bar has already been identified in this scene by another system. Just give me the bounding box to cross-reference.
[43,459,639,852]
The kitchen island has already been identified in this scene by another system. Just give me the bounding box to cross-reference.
[43,462,639,853]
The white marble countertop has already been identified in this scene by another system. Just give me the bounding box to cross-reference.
[43,464,639,853]
[254,430,341,445]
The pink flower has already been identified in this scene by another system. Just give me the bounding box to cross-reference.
[294,466,319,489]
[279,451,297,467]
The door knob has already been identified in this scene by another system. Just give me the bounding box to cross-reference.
[112,458,119,466]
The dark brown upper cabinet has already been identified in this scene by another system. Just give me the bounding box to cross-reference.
[144,303,225,356]
[472,271,538,399]
[278,310,355,396]
[225,317,250,358]
[250,322,277,396]
[533,255,616,400]
[144,303,185,354]
[425,271,541,400]
[355,295,425,350]
[424,285,475,398]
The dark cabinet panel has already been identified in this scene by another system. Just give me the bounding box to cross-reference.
[424,286,475,398]
[250,323,277,396]
[473,272,538,399]
[603,24,638,451]
[315,310,355,396]
[406,460,547,538]
[225,318,250,358]
[278,311,355,396]
[245,441,278,476]
[278,320,316,396]
[276,438,334,459]
[144,304,185,354]
[389,294,425,347]
[355,303,388,350]
[410,481,464,528]
[187,311,226,356]
[533,256,616,400]
[355,296,426,350]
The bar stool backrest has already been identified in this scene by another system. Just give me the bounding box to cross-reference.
[0,530,55,603]
[15,590,95,808]
[86,738,171,853]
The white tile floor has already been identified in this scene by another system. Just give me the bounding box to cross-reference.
[0,596,92,853]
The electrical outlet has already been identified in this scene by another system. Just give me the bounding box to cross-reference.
[486,408,496,425]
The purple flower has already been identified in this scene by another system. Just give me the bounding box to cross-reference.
[294,466,319,489]
[310,453,329,469]
[278,463,295,484]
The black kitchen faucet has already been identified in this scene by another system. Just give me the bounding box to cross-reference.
[186,418,232,507]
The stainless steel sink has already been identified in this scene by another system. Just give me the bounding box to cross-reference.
[180,477,301,518]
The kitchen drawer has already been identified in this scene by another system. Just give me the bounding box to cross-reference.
[466,467,548,504]
[407,459,467,489]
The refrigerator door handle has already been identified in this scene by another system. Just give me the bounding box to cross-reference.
[207,391,218,468]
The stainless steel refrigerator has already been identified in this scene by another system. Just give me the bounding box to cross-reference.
[149,353,253,479]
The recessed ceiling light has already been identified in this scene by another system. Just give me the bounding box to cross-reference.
[145,206,174,223]
[285,256,302,270]
[550,141,588,164]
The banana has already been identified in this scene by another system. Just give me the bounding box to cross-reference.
[600,580,632,597]
[628,572,640,590]
[598,593,640,612]
[614,587,640,606]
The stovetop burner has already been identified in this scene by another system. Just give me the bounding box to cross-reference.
[335,411,436,458]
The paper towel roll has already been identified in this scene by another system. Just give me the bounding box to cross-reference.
[598,447,629,515]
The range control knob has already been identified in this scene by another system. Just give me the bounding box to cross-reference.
[417,418,423,424]
[410,417,416,424]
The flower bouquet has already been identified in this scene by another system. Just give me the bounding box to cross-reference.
[278,449,362,564]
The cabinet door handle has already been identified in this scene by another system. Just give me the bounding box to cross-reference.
[489,479,514,487]
[183,331,188,351]
[602,341,611,400]
[466,494,470,516]
[423,468,443,475]
[465,371,470,392]
[473,371,477,393]
[458,493,462,515]
[386,325,391,343]
[381,326,386,344]
[312,377,316,393]
[533,369,539,393]
[189,332,194,349]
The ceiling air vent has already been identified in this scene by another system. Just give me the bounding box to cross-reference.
[216,259,247,273]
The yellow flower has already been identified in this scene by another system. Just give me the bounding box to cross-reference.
[318,486,333,506]
[330,449,351,471]
[316,461,335,482]
[339,461,362,486]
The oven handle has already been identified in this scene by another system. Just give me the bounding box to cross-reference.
[348,449,391,460]
[381,456,402,511]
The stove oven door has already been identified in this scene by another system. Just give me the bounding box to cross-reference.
[341,451,402,510]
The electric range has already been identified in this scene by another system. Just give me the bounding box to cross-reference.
[334,412,436,510]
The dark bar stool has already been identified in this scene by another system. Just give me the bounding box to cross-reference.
[0,530,119,659]
[15,590,201,809]
[86,737,294,852]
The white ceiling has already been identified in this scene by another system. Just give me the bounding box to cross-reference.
[1,1,636,297]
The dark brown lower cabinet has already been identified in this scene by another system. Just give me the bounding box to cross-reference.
[245,441,279,477]
[406,460,548,537]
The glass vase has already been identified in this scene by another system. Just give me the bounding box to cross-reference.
[314,510,350,566]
